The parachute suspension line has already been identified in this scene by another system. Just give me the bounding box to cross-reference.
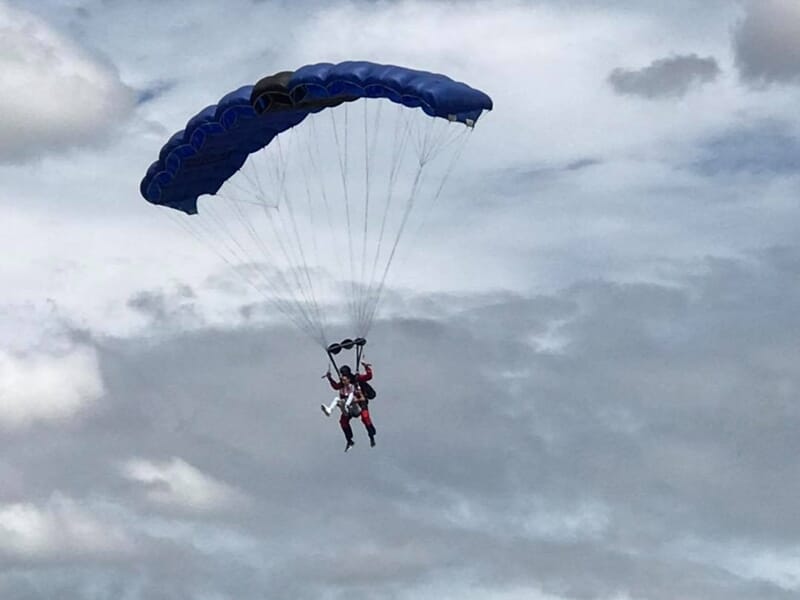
[359,100,371,330]
[223,157,277,207]
[268,134,317,312]
[188,203,268,291]
[356,106,416,333]
[171,102,477,348]
[353,99,383,335]
[263,133,329,343]
[362,159,426,333]
[224,200,296,303]
[415,112,436,161]
[231,147,325,343]
[261,158,316,318]
[212,175,268,207]
[271,133,329,344]
[421,120,471,174]
[199,199,319,338]
[412,111,444,165]
[298,131,329,339]
[329,105,359,331]
[216,192,319,338]
[361,119,472,333]
[219,164,292,298]
[420,126,471,219]
[403,125,472,250]
[359,102,390,337]
[215,147,327,346]
[357,106,414,332]
[345,104,356,328]
[162,207,312,338]
[307,116,355,326]
[268,138,329,346]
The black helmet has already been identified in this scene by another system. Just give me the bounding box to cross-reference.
[340,365,353,377]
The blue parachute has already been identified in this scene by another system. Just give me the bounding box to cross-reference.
[140,61,492,215]
[140,61,492,347]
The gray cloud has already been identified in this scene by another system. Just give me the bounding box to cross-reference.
[3,0,800,598]
[689,120,800,176]
[608,54,720,99]
[3,246,800,598]
[127,285,198,326]
[733,0,800,85]
[482,157,603,202]
[135,80,178,105]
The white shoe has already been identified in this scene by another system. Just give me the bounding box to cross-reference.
[321,404,331,416]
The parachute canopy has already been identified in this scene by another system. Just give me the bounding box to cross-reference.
[141,61,492,215]
[140,61,492,347]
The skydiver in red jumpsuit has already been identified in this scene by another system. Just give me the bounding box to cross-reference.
[322,362,376,451]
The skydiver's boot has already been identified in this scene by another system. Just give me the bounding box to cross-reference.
[340,415,354,451]
[321,404,331,416]
[367,424,376,447]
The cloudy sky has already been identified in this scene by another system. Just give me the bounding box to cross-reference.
[2,0,800,598]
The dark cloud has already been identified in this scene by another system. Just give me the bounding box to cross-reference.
[689,120,800,175]
[483,157,603,200]
[608,54,720,99]
[135,80,178,105]
[565,158,601,171]
[733,0,800,85]
[3,246,800,597]
[513,157,602,180]
[126,285,197,325]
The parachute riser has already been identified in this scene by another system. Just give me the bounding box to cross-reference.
[355,343,363,372]
[326,351,342,379]
[325,336,367,380]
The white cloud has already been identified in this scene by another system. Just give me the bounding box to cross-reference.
[290,1,735,166]
[0,493,134,560]
[670,537,800,592]
[0,1,134,162]
[0,344,103,428]
[122,457,247,513]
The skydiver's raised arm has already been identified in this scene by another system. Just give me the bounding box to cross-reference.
[357,362,373,382]
[324,369,343,390]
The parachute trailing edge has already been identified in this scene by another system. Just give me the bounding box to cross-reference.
[140,61,492,215]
